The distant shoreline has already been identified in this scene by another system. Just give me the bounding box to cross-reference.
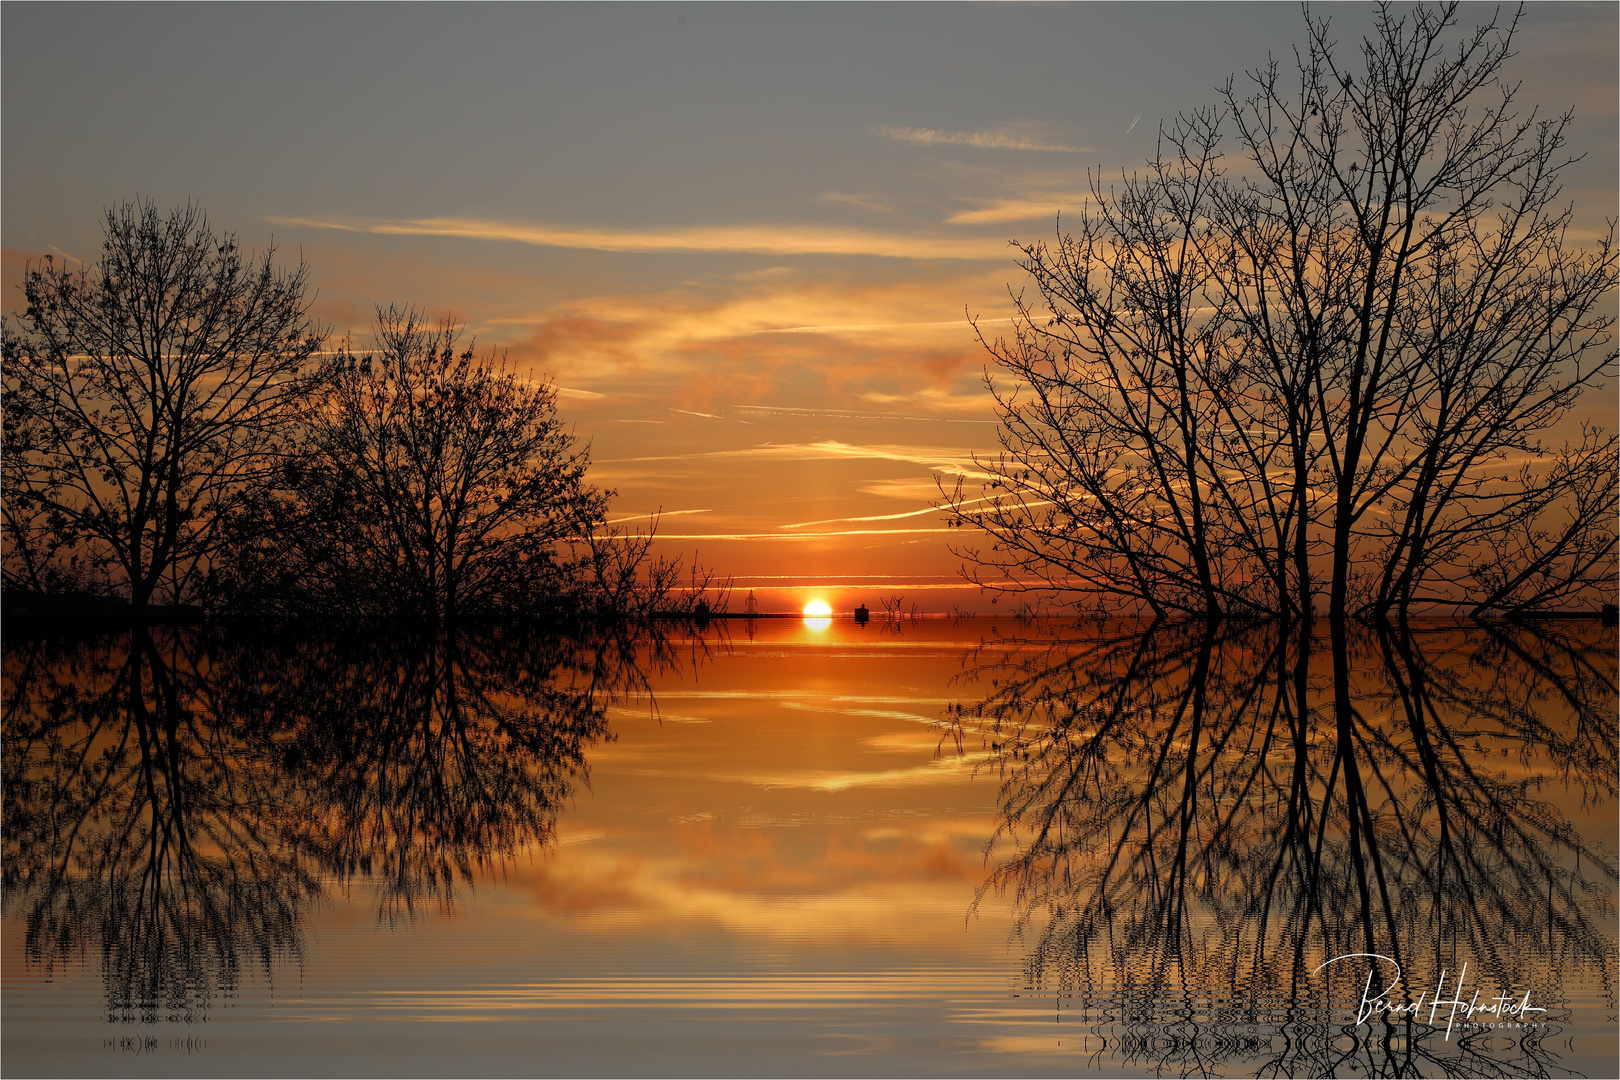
[656,612,877,620]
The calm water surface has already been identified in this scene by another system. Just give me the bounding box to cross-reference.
[3,617,1615,1077]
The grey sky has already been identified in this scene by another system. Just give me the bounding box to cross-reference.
[8,3,1612,264]
[5,2,1614,612]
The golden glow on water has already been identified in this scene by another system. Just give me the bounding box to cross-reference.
[2,619,1615,1077]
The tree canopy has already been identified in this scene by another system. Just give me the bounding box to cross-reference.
[4,206,696,626]
[3,200,324,611]
[949,2,1617,622]
[223,307,611,623]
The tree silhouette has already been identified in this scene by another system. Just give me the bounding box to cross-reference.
[225,306,607,623]
[2,200,324,614]
[949,3,1617,621]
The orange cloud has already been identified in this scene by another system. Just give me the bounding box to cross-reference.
[945,194,1092,225]
[269,215,1008,261]
[507,314,641,378]
[874,125,1084,153]
[522,858,644,913]
[482,272,1009,416]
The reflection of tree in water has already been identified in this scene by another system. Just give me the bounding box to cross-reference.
[951,621,1616,1077]
[2,630,317,1023]
[3,625,664,1019]
[225,628,638,922]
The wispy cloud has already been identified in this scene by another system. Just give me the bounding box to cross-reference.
[730,574,965,581]
[733,266,798,281]
[781,495,999,530]
[734,404,995,425]
[857,479,949,501]
[752,316,1012,336]
[268,215,1003,261]
[604,440,994,478]
[945,194,1091,226]
[781,506,942,529]
[818,192,893,215]
[349,263,1011,396]
[856,387,998,415]
[603,508,712,525]
[874,125,1082,153]
[611,528,954,541]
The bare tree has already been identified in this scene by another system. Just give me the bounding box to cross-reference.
[949,3,1617,623]
[2,200,324,614]
[579,514,733,621]
[278,306,609,622]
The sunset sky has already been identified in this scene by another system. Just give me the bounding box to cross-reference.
[5,3,1615,613]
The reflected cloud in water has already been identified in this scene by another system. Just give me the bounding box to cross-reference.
[3,618,1613,1077]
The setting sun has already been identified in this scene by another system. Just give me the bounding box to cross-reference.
[802,600,832,630]
[2,4,1614,1077]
